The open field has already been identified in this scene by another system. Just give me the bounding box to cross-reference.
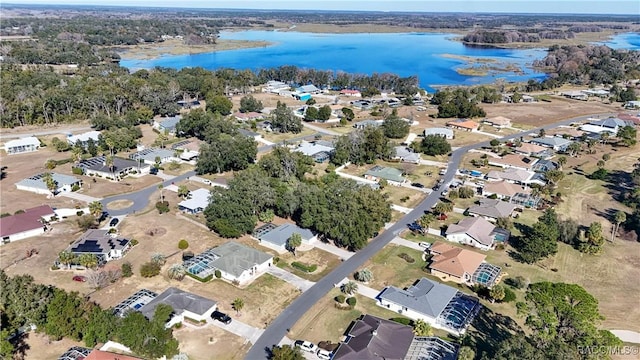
[17,332,83,360]
[261,127,316,143]
[114,38,273,60]
[173,325,250,360]
[276,248,341,282]
[362,244,429,290]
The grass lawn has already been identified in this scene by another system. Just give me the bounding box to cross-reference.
[262,128,315,143]
[363,244,429,290]
[402,231,445,244]
[383,185,425,209]
[450,130,492,147]
[275,248,342,282]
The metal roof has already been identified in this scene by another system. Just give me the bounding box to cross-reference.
[257,223,314,247]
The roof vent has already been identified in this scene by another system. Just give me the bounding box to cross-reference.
[371,330,377,336]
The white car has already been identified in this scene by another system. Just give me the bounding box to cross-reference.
[419,242,431,249]
[294,340,317,353]
[317,349,333,359]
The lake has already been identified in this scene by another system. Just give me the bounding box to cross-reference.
[120,31,639,91]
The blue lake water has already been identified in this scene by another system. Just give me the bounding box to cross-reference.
[120,31,639,91]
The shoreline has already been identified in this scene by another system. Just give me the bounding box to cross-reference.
[113,38,274,61]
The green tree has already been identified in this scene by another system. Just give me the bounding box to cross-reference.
[42,172,58,195]
[354,268,373,283]
[433,202,453,216]
[382,110,410,139]
[458,346,475,360]
[151,253,166,265]
[304,106,319,121]
[617,126,637,147]
[490,139,501,147]
[458,186,475,199]
[0,329,14,358]
[58,250,76,269]
[417,213,436,232]
[332,126,392,165]
[557,155,567,168]
[612,210,626,242]
[578,222,605,254]
[341,107,355,121]
[178,239,189,250]
[270,344,304,360]
[167,264,186,281]
[206,95,233,115]
[286,233,302,256]
[317,105,332,121]
[78,254,98,269]
[490,285,506,302]
[232,298,244,315]
[557,219,579,245]
[177,185,190,199]
[272,101,302,133]
[239,95,263,113]
[412,319,433,336]
[176,109,213,139]
[341,281,358,295]
[77,214,97,231]
[413,134,452,156]
[140,262,161,277]
[544,170,564,187]
[517,221,558,263]
[88,201,103,218]
[121,262,133,277]
[496,217,513,230]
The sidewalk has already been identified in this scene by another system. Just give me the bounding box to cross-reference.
[475,130,502,138]
[610,330,640,344]
[468,149,501,158]
[419,159,448,167]
[267,266,315,292]
[59,192,102,203]
[257,137,275,146]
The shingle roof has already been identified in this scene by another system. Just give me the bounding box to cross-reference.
[157,116,181,131]
[365,165,405,183]
[486,168,534,183]
[333,314,415,360]
[424,127,454,137]
[16,173,80,191]
[446,217,496,246]
[66,131,101,144]
[0,205,55,238]
[257,223,314,247]
[429,242,486,278]
[468,198,517,219]
[78,156,145,173]
[483,180,529,198]
[515,142,547,154]
[294,141,335,157]
[394,146,421,163]
[178,188,211,211]
[210,242,272,278]
[489,154,538,169]
[378,278,458,318]
[4,136,40,149]
[446,119,479,130]
[139,287,216,319]
[530,137,572,148]
[129,148,175,162]
[589,117,631,129]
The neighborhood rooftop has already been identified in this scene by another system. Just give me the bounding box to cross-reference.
[429,242,486,279]
[183,241,272,279]
[129,148,175,163]
[139,287,217,320]
[0,205,55,240]
[256,222,315,247]
[379,278,458,319]
[178,188,211,213]
[16,173,81,191]
[68,229,130,257]
[77,156,143,173]
[468,198,517,219]
[66,130,101,144]
[446,217,496,246]
[333,314,414,360]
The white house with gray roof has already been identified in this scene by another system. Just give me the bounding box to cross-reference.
[178,188,210,214]
[66,131,101,147]
[445,216,508,251]
[139,287,217,327]
[183,242,272,285]
[393,146,421,164]
[253,222,317,253]
[129,148,178,165]
[293,141,335,163]
[423,127,454,140]
[4,136,40,155]
[75,156,150,181]
[153,115,181,135]
[16,173,82,195]
[529,136,573,152]
[378,277,480,335]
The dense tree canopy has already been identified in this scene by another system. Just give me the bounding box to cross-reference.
[431,88,487,118]
[412,134,452,156]
[332,126,392,165]
[271,101,303,133]
[382,109,410,139]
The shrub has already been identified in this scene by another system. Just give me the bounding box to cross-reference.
[130,239,139,246]
[174,322,182,329]
[108,228,117,234]
[335,295,346,304]
[71,184,81,192]
[397,253,415,263]
[185,272,213,283]
[503,288,517,303]
[51,264,59,271]
[76,210,84,216]
[232,279,240,286]
[156,201,170,214]
[214,270,222,279]
[488,193,498,199]
[121,262,133,277]
[178,239,189,250]
[505,276,526,289]
[273,257,280,264]
[391,317,412,325]
[291,261,318,273]
[140,262,161,278]
[589,168,608,180]
[346,297,357,307]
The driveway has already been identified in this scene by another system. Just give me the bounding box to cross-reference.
[267,266,315,292]
[208,317,264,344]
[610,330,640,344]
[390,236,424,251]
[59,192,102,203]
[313,241,354,260]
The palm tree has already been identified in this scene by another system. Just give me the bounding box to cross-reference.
[557,156,567,169]
[58,250,76,269]
[89,201,103,218]
[232,298,244,315]
[71,146,83,163]
[417,213,436,233]
[167,264,186,280]
[341,281,358,296]
[42,172,57,196]
[433,202,453,217]
[286,233,302,256]
[78,254,98,269]
[612,210,626,242]
[151,253,166,265]
[412,319,433,336]
[158,184,164,201]
[177,185,190,199]
[489,285,506,303]
[600,131,610,146]
[354,269,373,283]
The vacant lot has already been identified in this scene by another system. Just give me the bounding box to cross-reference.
[362,244,429,290]
[261,127,316,143]
[482,96,620,127]
[173,325,250,360]
[16,332,83,360]
[276,248,341,282]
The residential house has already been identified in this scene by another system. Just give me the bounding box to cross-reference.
[364,165,406,186]
[486,168,545,186]
[482,180,530,199]
[233,111,264,122]
[58,347,92,360]
[0,205,55,244]
[84,350,144,360]
[532,159,559,173]
[340,89,361,97]
[393,146,421,164]
[427,241,502,287]
[378,277,480,335]
[467,198,517,221]
[139,287,217,327]
[183,242,273,285]
[254,222,317,253]
[353,119,383,129]
[586,117,634,134]
[153,115,181,135]
[238,128,262,141]
[129,148,177,165]
[484,116,512,128]
[351,100,374,110]
[513,142,552,158]
[4,136,40,155]
[617,112,640,126]
[257,121,273,132]
[113,289,159,317]
[521,94,535,103]
[16,173,82,195]
[423,127,454,140]
[296,84,321,94]
[546,126,585,139]
[529,136,573,152]
[488,154,538,171]
[177,99,202,110]
[562,91,588,101]
[292,141,335,163]
[178,188,210,214]
[333,314,458,360]
[624,100,640,109]
[263,80,290,93]
[446,119,479,132]
[65,229,131,265]
[582,89,610,98]
[172,139,201,161]
[66,131,101,147]
[445,216,509,250]
[76,156,150,180]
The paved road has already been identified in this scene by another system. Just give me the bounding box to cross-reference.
[245,112,616,359]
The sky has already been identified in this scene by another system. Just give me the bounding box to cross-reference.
[4,0,640,15]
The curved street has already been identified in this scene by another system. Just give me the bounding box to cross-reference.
[245,112,615,359]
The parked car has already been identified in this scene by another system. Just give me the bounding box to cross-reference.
[442,190,449,196]
[408,222,423,232]
[439,168,447,175]
[150,167,159,175]
[109,218,119,227]
[294,340,317,353]
[317,349,333,360]
[411,182,425,188]
[418,242,431,249]
[72,276,86,282]
[211,310,232,324]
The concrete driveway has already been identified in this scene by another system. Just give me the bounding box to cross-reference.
[208,317,264,344]
[390,236,424,251]
[267,266,315,292]
[59,192,102,203]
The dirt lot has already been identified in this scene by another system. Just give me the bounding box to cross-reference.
[482,96,621,127]
[173,325,250,360]
[17,332,84,360]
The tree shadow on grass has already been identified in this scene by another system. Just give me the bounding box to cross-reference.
[12,332,30,360]
[505,223,532,263]
[463,306,522,359]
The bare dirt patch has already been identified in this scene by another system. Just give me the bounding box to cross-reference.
[106,199,134,210]
[18,332,83,360]
[173,324,250,360]
[79,174,160,199]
